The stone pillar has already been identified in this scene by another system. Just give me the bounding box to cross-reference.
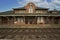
[17,17,20,22]
[40,17,45,24]
[23,16,25,24]
[7,17,9,25]
[14,16,17,24]
[20,18,24,23]
[51,17,54,24]
[22,17,25,24]
[37,16,41,24]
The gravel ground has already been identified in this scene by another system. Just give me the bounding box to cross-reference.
[0,28,60,40]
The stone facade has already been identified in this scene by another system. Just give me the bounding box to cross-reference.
[0,2,60,25]
[14,2,48,14]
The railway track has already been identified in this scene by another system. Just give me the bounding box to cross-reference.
[0,28,60,40]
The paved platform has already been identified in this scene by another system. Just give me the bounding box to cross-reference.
[0,24,60,28]
[0,28,60,40]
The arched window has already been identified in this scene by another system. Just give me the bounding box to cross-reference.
[29,6,33,13]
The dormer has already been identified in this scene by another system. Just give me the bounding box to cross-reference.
[13,2,48,14]
[25,2,36,13]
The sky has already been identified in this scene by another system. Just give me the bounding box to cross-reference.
[0,0,60,12]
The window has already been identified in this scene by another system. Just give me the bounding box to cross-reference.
[29,6,33,13]
[36,11,39,13]
[52,12,57,13]
[19,10,25,13]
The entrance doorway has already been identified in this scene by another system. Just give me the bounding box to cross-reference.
[25,16,37,24]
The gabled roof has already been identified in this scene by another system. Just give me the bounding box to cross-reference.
[36,7,48,10]
[0,11,14,14]
[13,7,48,10]
[49,10,60,13]
[0,10,60,16]
[13,7,26,10]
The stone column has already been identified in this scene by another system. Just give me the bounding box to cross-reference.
[14,16,17,24]
[35,16,37,24]
[23,17,25,24]
[17,17,20,22]
[23,16,25,24]
[40,17,45,24]
[7,17,9,25]
[51,17,54,24]
[37,16,41,24]
[20,18,24,22]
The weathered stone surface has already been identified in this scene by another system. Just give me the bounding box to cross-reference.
[0,28,60,40]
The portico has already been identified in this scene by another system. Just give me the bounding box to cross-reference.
[0,16,59,25]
